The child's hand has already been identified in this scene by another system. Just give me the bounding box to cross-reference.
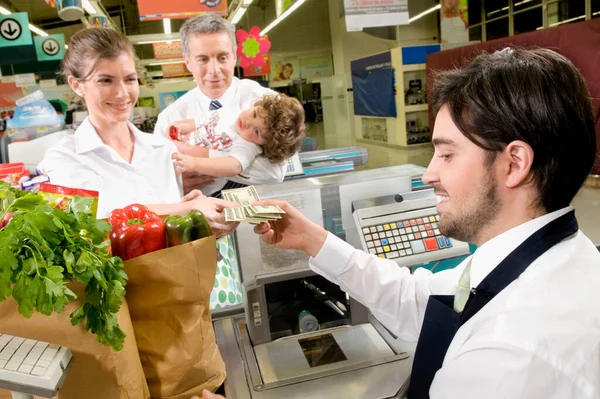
[168,119,196,141]
[171,152,196,174]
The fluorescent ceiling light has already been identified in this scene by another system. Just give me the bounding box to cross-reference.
[138,39,181,45]
[65,44,69,49]
[261,0,306,35]
[163,18,171,35]
[231,6,247,24]
[242,0,253,5]
[408,4,441,23]
[29,24,48,36]
[549,15,585,27]
[0,6,10,15]
[82,0,97,15]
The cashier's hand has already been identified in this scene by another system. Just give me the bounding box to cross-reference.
[183,191,239,236]
[252,200,328,258]
[191,389,225,399]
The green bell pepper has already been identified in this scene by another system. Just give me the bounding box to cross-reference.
[164,209,213,247]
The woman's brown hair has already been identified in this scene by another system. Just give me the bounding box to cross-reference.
[61,28,136,80]
[255,94,306,163]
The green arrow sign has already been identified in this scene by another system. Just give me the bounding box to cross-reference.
[34,34,65,61]
[0,12,33,48]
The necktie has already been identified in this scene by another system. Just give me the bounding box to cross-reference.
[453,258,473,313]
[209,100,222,111]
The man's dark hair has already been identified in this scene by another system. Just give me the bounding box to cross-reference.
[431,47,596,212]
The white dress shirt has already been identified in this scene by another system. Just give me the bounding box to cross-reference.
[310,207,600,398]
[40,117,182,218]
[154,77,286,192]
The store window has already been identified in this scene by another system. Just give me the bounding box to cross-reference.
[469,25,483,41]
[468,0,482,26]
[514,6,543,34]
[485,0,509,19]
[486,16,509,40]
[513,0,542,12]
[593,0,600,18]
[547,0,586,27]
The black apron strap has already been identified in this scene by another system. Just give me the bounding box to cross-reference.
[460,210,578,325]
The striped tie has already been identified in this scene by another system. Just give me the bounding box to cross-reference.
[209,100,222,111]
[453,258,473,313]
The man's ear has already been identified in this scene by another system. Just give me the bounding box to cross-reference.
[503,140,535,188]
[184,56,192,73]
[67,76,84,97]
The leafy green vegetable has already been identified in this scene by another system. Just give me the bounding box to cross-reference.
[0,182,128,351]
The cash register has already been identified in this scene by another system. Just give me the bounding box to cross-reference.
[214,166,471,399]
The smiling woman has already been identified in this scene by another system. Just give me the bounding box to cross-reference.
[39,28,239,236]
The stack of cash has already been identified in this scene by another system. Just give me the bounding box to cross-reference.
[222,186,285,223]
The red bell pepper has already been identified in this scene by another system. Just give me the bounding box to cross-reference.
[108,204,166,261]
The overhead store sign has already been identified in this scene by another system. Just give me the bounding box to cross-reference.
[344,0,409,32]
[138,0,228,21]
[34,34,66,61]
[0,12,33,48]
[276,0,296,17]
[152,42,183,60]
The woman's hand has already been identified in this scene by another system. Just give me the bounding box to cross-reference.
[185,195,240,237]
[252,200,327,258]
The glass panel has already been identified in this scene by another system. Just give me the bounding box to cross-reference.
[485,0,509,20]
[299,333,348,368]
[514,6,543,35]
[468,0,482,25]
[594,0,600,19]
[513,0,542,12]
[469,25,483,41]
[486,16,509,40]
[547,0,586,27]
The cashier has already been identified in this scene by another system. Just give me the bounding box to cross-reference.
[250,48,600,399]
[39,27,237,234]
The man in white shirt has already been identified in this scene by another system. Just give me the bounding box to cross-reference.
[154,13,284,195]
[245,48,600,399]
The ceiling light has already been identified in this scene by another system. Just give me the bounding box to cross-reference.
[163,18,171,35]
[261,0,306,35]
[29,24,48,36]
[409,4,441,23]
[231,7,247,24]
[147,60,185,66]
[82,0,97,15]
[0,6,10,15]
[242,0,253,5]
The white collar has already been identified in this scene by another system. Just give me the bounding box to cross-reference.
[196,77,239,111]
[469,206,574,288]
[74,117,167,156]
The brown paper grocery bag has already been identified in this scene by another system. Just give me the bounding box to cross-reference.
[0,284,150,399]
[124,235,226,399]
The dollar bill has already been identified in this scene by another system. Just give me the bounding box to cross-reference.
[222,186,260,207]
[222,186,285,223]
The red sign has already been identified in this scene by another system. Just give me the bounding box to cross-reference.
[161,63,191,78]
[243,54,271,77]
[138,0,228,20]
[152,42,184,60]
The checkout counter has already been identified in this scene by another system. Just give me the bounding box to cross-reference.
[214,165,472,399]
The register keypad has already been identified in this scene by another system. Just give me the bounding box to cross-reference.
[361,214,451,259]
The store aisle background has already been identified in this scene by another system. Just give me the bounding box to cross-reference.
[305,121,600,245]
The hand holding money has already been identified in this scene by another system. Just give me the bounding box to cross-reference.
[222,186,286,223]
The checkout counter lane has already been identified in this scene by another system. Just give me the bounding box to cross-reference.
[214,165,471,399]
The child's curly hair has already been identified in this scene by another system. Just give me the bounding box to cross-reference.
[255,94,306,163]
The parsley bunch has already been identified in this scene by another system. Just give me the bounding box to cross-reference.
[0,182,128,351]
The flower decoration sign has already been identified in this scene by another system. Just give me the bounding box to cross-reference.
[236,26,271,77]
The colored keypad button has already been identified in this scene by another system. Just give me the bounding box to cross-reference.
[410,220,417,226]
[377,226,384,232]
[384,224,390,230]
[403,221,410,227]
[424,238,438,251]
[417,219,423,225]
[429,216,436,222]
[381,239,388,245]
[415,232,421,239]
[383,246,390,252]
[370,227,377,233]
[390,223,397,229]
[445,237,452,247]
[362,228,370,234]
[427,230,434,237]
[437,237,445,248]
[410,240,425,254]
